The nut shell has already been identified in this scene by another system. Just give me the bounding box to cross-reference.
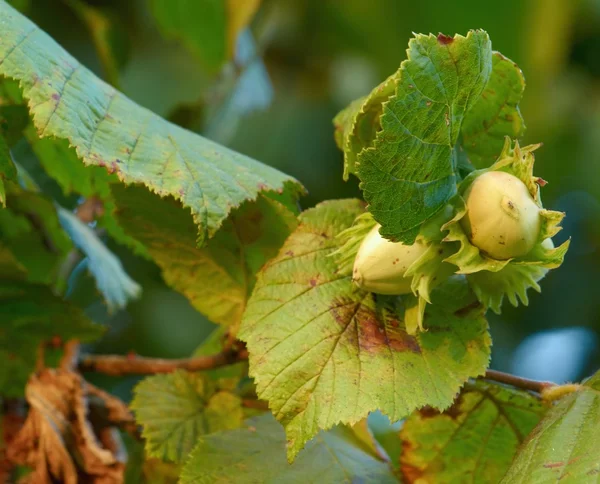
[353,224,427,295]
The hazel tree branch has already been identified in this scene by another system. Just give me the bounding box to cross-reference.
[483,369,556,394]
[78,348,248,376]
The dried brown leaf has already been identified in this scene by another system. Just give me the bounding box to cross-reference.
[7,369,132,483]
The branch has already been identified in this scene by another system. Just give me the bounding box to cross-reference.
[79,348,248,376]
[483,369,555,394]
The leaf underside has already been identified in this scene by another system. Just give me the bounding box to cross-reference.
[180,414,397,484]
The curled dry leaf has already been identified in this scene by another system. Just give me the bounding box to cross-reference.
[6,369,133,483]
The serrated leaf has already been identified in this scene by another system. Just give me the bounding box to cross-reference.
[24,126,149,255]
[113,186,297,327]
[0,189,72,283]
[0,245,103,397]
[0,1,303,246]
[333,73,397,181]
[131,370,244,463]
[56,206,141,311]
[180,413,397,483]
[239,199,491,461]
[400,381,546,483]
[150,0,261,72]
[501,372,600,483]
[357,31,492,244]
[461,52,526,168]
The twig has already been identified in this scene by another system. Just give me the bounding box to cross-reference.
[79,348,248,376]
[60,339,81,371]
[242,399,269,411]
[483,369,555,394]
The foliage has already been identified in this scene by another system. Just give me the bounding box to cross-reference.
[0,0,593,482]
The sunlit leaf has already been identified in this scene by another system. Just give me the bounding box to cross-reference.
[400,381,545,483]
[239,199,491,460]
[501,372,600,483]
[180,414,397,483]
[131,370,244,463]
[0,1,303,247]
[461,52,526,168]
[113,186,297,327]
[356,31,492,243]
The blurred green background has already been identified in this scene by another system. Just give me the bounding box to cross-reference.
[11,0,600,393]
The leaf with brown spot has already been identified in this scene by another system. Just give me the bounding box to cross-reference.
[501,370,600,483]
[239,199,491,461]
[400,381,545,484]
[6,369,130,483]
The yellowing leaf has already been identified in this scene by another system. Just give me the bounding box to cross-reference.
[113,186,297,327]
[239,199,491,461]
[501,371,600,483]
[131,370,244,463]
[400,381,546,483]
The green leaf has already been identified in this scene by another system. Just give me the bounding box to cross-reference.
[0,189,72,284]
[130,370,244,463]
[56,206,141,311]
[64,0,129,88]
[113,186,297,327]
[501,372,600,483]
[461,52,526,169]
[0,134,15,207]
[400,381,545,483]
[356,31,492,244]
[239,199,491,461]
[150,0,262,72]
[333,73,396,181]
[0,245,103,397]
[0,1,303,246]
[24,127,148,255]
[180,413,397,483]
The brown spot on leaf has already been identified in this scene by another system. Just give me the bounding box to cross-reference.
[285,250,294,257]
[437,33,454,45]
[543,462,565,469]
[330,298,421,354]
[400,441,424,483]
[51,93,60,101]
[536,177,548,187]
[309,278,317,287]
